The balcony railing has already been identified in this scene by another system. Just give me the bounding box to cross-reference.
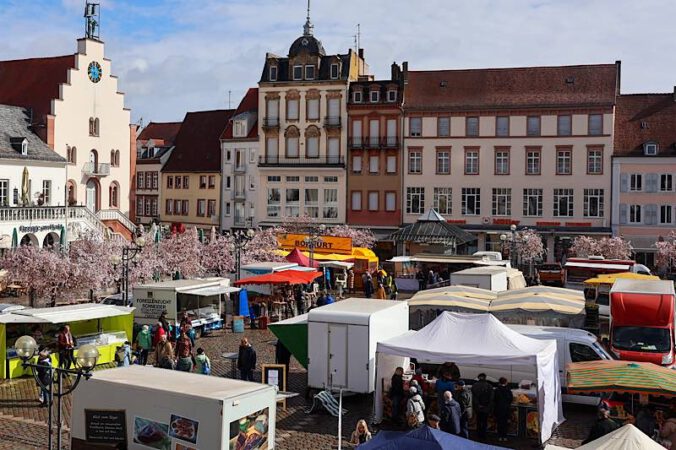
[234,165,247,173]
[348,137,400,150]
[82,162,110,177]
[324,116,341,128]
[262,117,280,129]
[258,155,345,167]
[234,190,247,200]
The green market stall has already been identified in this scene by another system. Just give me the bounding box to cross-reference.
[268,313,308,369]
[0,304,134,379]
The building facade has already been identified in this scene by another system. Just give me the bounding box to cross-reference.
[0,37,135,236]
[255,13,367,227]
[611,90,676,268]
[346,63,404,235]
[135,122,181,226]
[221,88,259,231]
[160,110,233,230]
[402,64,619,260]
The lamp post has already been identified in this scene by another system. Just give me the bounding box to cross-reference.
[15,335,99,450]
[110,227,146,306]
[232,229,255,281]
[307,224,326,268]
[500,224,518,268]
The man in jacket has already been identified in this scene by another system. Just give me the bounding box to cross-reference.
[455,380,472,438]
[174,330,193,372]
[56,325,75,370]
[439,391,462,435]
[135,325,152,366]
[582,408,619,444]
[389,367,405,425]
[237,338,257,381]
[471,373,493,440]
[494,377,514,442]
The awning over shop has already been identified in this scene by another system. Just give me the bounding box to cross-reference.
[567,360,676,397]
[277,247,378,263]
[386,209,476,246]
[186,286,241,296]
[268,313,308,368]
[12,304,134,324]
[234,270,322,286]
[318,261,354,270]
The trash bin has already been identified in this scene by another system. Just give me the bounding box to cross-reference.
[232,316,244,333]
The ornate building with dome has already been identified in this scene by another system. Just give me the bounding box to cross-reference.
[256,6,368,227]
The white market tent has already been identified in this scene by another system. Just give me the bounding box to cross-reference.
[544,424,663,450]
[374,312,564,443]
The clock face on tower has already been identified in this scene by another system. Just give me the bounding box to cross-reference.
[87,61,102,83]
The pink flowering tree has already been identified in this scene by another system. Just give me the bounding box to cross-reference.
[327,224,376,249]
[571,236,633,259]
[65,232,119,295]
[202,233,235,276]
[514,229,545,263]
[570,236,598,258]
[158,227,204,278]
[1,245,69,307]
[242,228,285,265]
[656,231,676,272]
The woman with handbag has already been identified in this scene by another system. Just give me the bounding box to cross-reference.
[154,334,175,370]
[195,348,211,375]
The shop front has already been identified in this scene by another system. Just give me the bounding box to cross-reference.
[0,304,134,379]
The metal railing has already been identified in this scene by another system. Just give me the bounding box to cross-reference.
[258,155,345,166]
[324,116,341,128]
[234,165,247,173]
[81,162,110,176]
[348,137,399,149]
[97,209,136,233]
[262,117,280,128]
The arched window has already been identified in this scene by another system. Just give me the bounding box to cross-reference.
[115,150,120,167]
[67,146,77,164]
[110,149,116,166]
[94,118,100,136]
[89,118,95,136]
[67,180,77,205]
[305,126,321,158]
[285,126,300,158]
[109,181,119,208]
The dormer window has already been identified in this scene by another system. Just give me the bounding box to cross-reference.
[10,137,27,155]
[269,65,278,81]
[234,120,247,138]
[293,65,303,80]
[387,89,397,102]
[353,91,363,103]
[21,140,27,156]
[330,63,339,79]
[370,90,380,103]
[644,142,659,156]
[305,65,315,80]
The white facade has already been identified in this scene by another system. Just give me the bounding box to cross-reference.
[53,38,132,217]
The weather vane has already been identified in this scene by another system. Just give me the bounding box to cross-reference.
[84,2,100,40]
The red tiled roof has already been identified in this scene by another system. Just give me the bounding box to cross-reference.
[137,121,182,145]
[220,88,259,140]
[162,109,234,173]
[0,55,76,121]
[614,93,676,156]
[405,63,619,111]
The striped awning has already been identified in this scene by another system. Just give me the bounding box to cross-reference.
[410,286,496,311]
[490,286,585,315]
[567,360,676,397]
[583,272,659,285]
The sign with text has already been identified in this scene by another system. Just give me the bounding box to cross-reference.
[135,297,173,320]
[85,409,127,443]
[277,233,352,255]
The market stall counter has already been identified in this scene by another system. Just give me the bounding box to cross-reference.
[0,303,134,379]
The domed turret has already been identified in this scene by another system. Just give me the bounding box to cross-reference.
[288,0,325,57]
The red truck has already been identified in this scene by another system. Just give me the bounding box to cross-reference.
[610,278,675,366]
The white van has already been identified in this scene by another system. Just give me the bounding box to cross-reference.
[456,325,612,405]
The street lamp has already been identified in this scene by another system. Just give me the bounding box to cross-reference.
[307,223,326,268]
[111,226,146,306]
[16,335,99,450]
[500,224,518,268]
[232,228,255,281]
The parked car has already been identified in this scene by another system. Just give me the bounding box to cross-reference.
[537,263,566,286]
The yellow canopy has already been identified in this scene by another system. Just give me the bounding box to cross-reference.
[277,247,378,263]
[584,272,659,285]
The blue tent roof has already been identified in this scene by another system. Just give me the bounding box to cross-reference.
[358,426,508,450]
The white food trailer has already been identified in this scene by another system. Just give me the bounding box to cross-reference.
[307,298,408,393]
[451,266,509,291]
[71,365,276,450]
[133,278,239,335]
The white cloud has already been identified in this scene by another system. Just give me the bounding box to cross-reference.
[1,0,675,122]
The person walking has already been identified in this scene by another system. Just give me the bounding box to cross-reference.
[56,325,75,370]
[194,348,211,375]
[389,278,399,300]
[455,381,472,438]
[174,330,193,372]
[159,312,170,335]
[494,377,514,442]
[237,338,257,381]
[135,325,152,366]
[389,367,405,425]
[349,419,372,445]
[416,270,426,291]
[347,268,355,295]
[406,386,425,429]
[154,335,175,369]
[582,408,620,444]
[375,283,386,299]
[471,373,493,440]
[152,321,166,347]
[115,341,132,367]
[35,348,52,407]
[439,391,462,435]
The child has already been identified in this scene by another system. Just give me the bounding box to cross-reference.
[194,347,211,375]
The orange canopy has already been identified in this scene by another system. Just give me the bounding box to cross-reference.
[234,270,322,286]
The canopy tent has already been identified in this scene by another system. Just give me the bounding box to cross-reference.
[386,209,476,248]
[566,360,676,397]
[408,285,585,329]
[12,304,134,323]
[285,247,319,268]
[375,312,563,443]
[583,272,659,285]
[277,247,378,263]
[268,313,308,368]
[233,270,321,286]
[358,425,508,450]
[186,285,240,296]
[545,424,663,450]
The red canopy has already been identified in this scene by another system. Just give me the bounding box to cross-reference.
[285,247,319,268]
[234,270,322,286]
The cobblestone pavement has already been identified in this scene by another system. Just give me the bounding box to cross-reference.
[0,326,595,449]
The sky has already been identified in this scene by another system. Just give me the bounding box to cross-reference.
[0,0,674,124]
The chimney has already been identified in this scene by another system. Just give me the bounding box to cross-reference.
[402,61,409,85]
[391,62,401,81]
[615,60,622,97]
[358,48,364,60]
[673,86,676,102]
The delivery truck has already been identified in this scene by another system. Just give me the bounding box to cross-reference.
[133,278,239,336]
[71,365,276,450]
[610,278,675,366]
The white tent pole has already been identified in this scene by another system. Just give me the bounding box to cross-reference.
[338,388,343,449]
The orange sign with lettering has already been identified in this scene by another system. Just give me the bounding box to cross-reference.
[277,233,353,255]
